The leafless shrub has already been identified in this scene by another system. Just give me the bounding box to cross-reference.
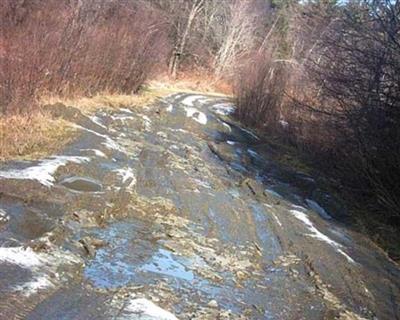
[0,0,170,114]
[308,0,400,221]
[235,51,287,131]
[235,0,400,223]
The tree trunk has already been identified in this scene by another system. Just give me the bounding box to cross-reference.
[170,0,204,79]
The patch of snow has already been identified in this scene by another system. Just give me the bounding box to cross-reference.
[181,95,205,107]
[184,106,207,125]
[122,298,178,320]
[89,115,107,129]
[120,108,134,114]
[210,103,235,115]
[291,204,307,211]
[81,149,107,158]
[222,122,232,132]
[306,199,332,220]
[0,156,90,187]
[271,212,283,227]
[199,98,212,104]
[170,128,189,134]
[231,162,248,172]
[279,119,289,127]
[166,104,173,112]
[290,210,355,263]
[142,115,152,131]
[264,189,283,199]
[14,275,54,296]
[0,246,81,297]
[192,178,212,189]
[0,208,10,223]
[0,246,43,268]
[262,204,282,226]
[247,149,260,158]
[111,114,134,121]
[228,188,240,198]
[103,139,125,153]
[114,167,136,189]
[227,140,236,145]
[157,131,168,139]
[73,124,126,153]
[171,93,184,100]
[298,175,315,183]
[238,126,260,140]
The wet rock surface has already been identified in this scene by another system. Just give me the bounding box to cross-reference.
[0,93,399,319]
[59,176,103,192]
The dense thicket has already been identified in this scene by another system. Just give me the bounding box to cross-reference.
[0,0,169,113]
[235,0,400,228]
[0,0,267,113]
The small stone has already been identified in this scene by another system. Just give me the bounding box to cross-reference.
[157,131,168,139]
[91,238,107,248]
[290,268,299,277]
[0,209,9,224]
[79,237,97,257]
[207,300,218,308]
[236,271,247,280]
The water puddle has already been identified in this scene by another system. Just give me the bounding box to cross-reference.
[83,219,195,289]
[140,248,194,281]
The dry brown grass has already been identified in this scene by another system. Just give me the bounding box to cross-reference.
[1,87,174,161]
[41,79,231,116]
[40,87,172,115]
[1,0,169,114]
[1,79,229,162]
[149,73,233,97]
[0,111,77,161]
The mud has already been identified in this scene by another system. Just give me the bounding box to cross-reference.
[0,93,399,319]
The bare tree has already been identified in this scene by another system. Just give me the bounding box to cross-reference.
[213,0,261,77]
[168,0,205,78]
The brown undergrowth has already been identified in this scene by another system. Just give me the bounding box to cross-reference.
[1,78,229,162]
[0,111,75,161]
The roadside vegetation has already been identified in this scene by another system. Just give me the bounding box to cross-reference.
[0,0,239,160]
[1,0,252,115]
[234,0,400,259]
[1,0,399,259]
[0,113,75,161]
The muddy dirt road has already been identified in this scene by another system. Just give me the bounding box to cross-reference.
[0,93,399,319]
